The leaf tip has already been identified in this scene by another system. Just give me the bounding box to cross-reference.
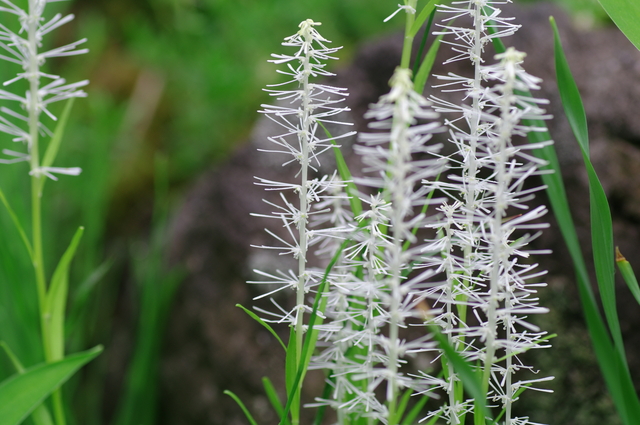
[615,246,626,263]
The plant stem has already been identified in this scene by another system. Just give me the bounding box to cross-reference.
[27,1,67,424]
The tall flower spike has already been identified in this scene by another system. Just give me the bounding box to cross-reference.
[0,0,88,178]
[312,67,446,423]
[250,19,354,347]
[425,0,554,420]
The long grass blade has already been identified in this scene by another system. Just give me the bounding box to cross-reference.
[236,304,286,351]
[0,186,33,259]
[223,390,258,425]
[413,31,444,95]
[551,15,626,367]
[551,17,640,424]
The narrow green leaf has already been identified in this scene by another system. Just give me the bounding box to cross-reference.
[0,185,33,259]
[400,392,429,425]
[430,326,488,419]
[393,389,413,425]
[44,226,84,362]
[262,377,286,420]
[236,304,286,351]
[413,32,444,94]
[409,0,439,37]
[551,18,640,424]
[319,122,363,216]
[0,341,25,373]
[616,248,640,306]
[0,346,102,425]
[284,326,299,422]
[39,98,76,195]
[223,390,258,425]
[596,0,640,50]
[552,16,625,367]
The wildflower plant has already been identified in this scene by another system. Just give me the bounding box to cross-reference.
[236,0,562,423]
[0,0,101,424]
[234,0,640,423]
[249,18,355,424]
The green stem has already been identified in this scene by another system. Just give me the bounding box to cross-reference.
[27,2,67,425]
[400,0,418,70]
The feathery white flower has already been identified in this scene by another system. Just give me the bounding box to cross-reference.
[251,19,355,338]
[0,0,88,178]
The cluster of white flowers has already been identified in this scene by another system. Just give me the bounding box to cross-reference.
[253,3,553,423]
[0,0,88,179]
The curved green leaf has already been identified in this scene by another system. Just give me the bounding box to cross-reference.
[597,0,640,50]
[0,346,102,425]
[44,226,84,362]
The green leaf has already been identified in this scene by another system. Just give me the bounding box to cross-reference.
[551,18,640,425]
[430,326,488,420]
[400,392,429,425]
[0,346,102,425]
[262,377,286,421]
[0,341,24,373]
[0,342,55,425]
[0,185,33,259]
[551,15,625,368]
[236,304,286,351]
[409,0,439,37]
[278,238,346,425]
[39,98,76,195]
[413,32,444,95]
[223,390,258,425]
[393,389,413,425]
[284,326,299,422]
[43,227,84,362]
[597,0,640,50]
[616,248,640,306]
[319,122,363,216]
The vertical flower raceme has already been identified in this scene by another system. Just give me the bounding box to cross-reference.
[425,0,555,422]
[312,67,446,424]
[250,19,354,360]
[476,47,554,425]
[0,0,88,179]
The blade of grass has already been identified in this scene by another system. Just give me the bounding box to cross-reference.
[409,0,451,38]
[550,17,640,424]
[263,376,288,422]
[413,32,444,95]
[615,248,640,305]
[399,392,429,425]
[430,325,488,421]
[319,122,362,216]
[237,304,286,351]
[223,390,258,425]
[411,8,435,78]
[0,186,33,259]
[551,18,625,366]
